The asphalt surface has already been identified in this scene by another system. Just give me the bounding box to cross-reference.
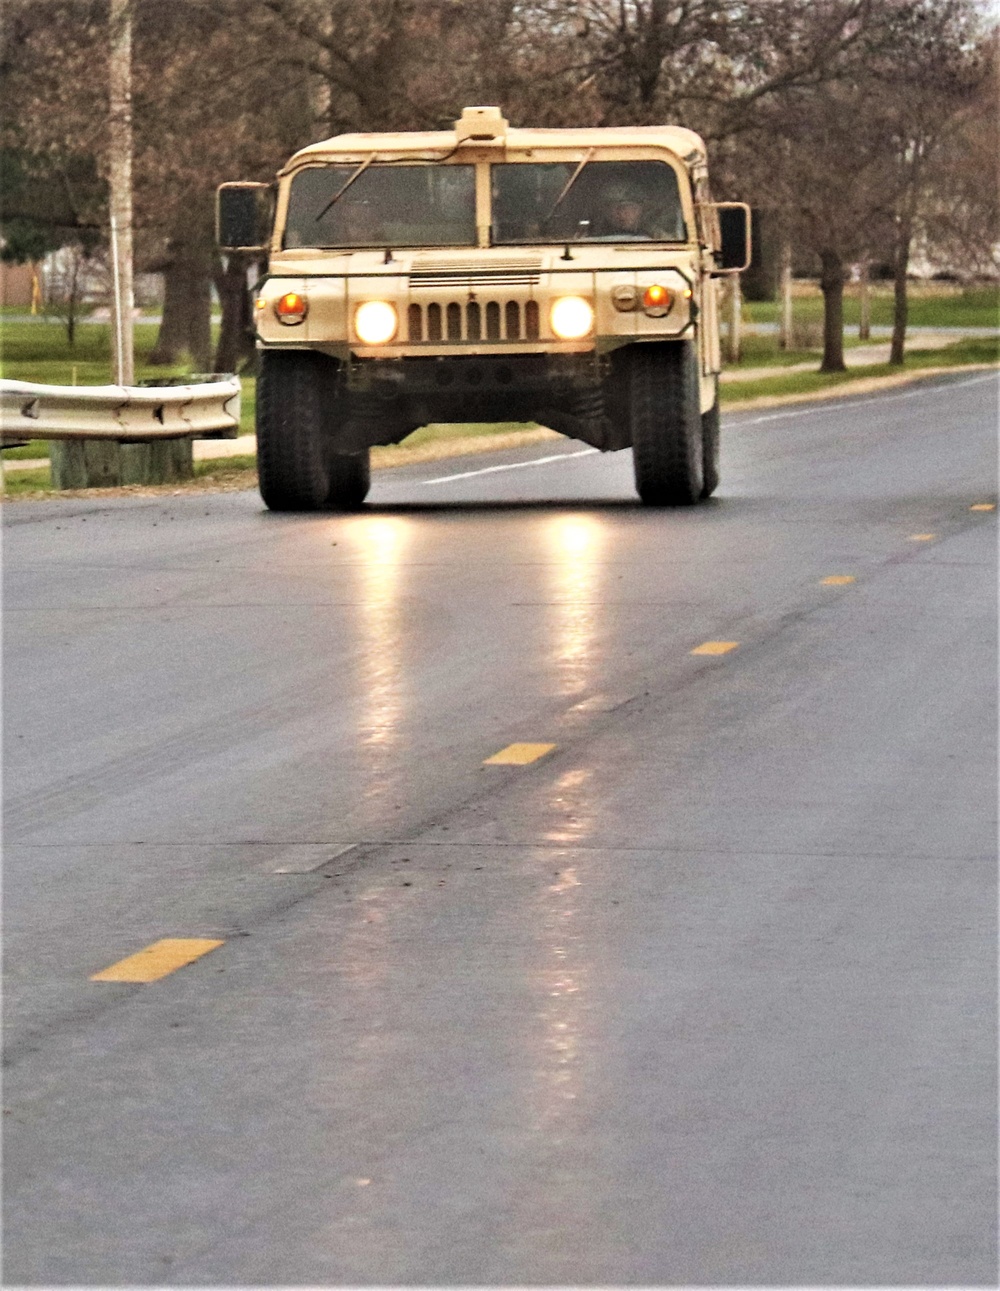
[3,371,998,1285]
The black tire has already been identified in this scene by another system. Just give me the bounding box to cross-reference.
[326,447,370,509]
[701,380,720,499]
[627,342,704,506]
[257,350,369,511]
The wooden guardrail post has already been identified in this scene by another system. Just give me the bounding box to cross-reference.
[50,439,193,489]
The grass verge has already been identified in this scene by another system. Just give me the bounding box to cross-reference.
[720,337,998,405]
[744,284,1000,331]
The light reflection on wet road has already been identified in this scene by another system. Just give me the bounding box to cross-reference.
[2,374,997,1284]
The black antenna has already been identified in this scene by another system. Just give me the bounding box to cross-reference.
[560,243,573,261]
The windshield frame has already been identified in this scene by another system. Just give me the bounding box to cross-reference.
[274,149,696,255]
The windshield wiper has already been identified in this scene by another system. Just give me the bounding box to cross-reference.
[312,139,474,225]
[542,148,595,229]
[314,155,376,222]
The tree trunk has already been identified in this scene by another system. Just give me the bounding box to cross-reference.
[213,254,256,375]
[858,259,871,340]
[819,248,847,372]
[889,223,911,366]
[148,240,213,370]
[65,253,80,349]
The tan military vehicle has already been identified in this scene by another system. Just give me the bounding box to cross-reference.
[218,106,749,511]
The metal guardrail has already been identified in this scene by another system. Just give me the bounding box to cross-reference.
[0,375,241,446]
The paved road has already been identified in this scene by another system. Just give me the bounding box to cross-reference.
[3,372,997,1285]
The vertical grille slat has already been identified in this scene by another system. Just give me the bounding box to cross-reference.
[405,297,538,343]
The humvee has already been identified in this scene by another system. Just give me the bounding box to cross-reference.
[217,106,749,511]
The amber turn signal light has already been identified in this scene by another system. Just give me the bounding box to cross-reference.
[274,291,307,325]
[642,284,673,316]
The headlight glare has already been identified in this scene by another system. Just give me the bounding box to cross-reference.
[355,300,398,345]
[550,296,594,340]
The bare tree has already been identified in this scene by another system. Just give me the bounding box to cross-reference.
[731,0,990,369]
[867,0,990,363]
[921,32,1000,279]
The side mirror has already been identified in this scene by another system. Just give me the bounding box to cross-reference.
[713,202,752,273]
[217,182,273,252]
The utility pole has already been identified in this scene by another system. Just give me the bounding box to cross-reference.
[52,0,193,489]
[779,242,793,350]
[109,0,134,385]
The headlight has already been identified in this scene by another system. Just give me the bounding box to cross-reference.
[550,296,594,340]
[274,291,307,325]
[355,300,398,344]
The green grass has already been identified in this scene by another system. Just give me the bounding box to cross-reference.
[195,454,257,479]
[1,452,262,498]
[2,465,52,495]
[2,440,52,459]
[726,334,822,367]
[399,420,537,447]
[745,284,1000,331]
[721,336,998,404]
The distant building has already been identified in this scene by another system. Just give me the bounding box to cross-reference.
[0,260,38,308]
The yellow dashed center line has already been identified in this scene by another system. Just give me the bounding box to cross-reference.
[970,503,996,512]
[908,533,937,542]
[91,938,224,983]
[691,641,740,656]
[821,575,856,585]
[484,742,556,766]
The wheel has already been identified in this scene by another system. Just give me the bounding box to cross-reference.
[326,447,370,509]
[700,380,720,499]
[257,351,369,511]
[627,342,704,506]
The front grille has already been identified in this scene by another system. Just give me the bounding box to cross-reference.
[409,257,542,288]
[408,299,540,343]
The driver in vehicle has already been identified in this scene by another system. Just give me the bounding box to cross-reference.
[596,182,658,240]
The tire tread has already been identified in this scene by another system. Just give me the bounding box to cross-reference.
[629,343,703,505]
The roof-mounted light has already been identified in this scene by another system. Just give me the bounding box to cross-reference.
[455,106,508,143]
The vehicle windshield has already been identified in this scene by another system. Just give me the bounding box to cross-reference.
[492,160,686,245]
[284,164,476,249]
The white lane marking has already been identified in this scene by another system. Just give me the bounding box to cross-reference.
[269,843,355,874]
[423,448,599,485]
[421,371,996,485]
[734,370,998,428]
